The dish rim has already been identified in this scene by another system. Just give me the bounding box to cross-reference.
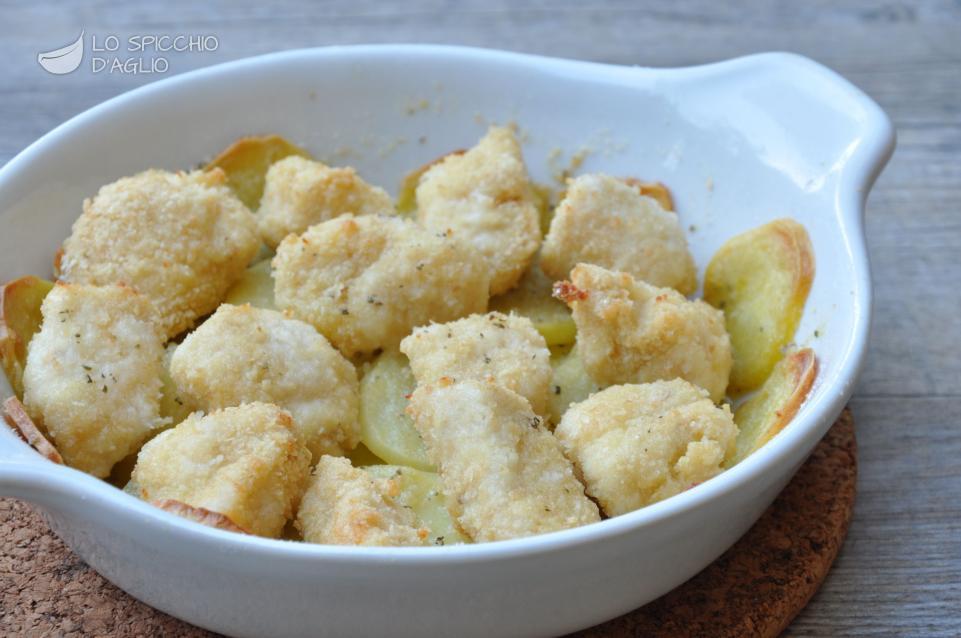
[0,44,894,563]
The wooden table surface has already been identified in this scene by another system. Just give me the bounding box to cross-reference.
[1,2,958,636]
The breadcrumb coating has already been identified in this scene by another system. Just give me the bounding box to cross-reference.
[257,156,394,248]
[407,379,599,542]
[541,174,697,294]
[415,126,541,295]
[159,343,194,427]
[296,456,428,546]
[400,312,552,415]
[131,402,311,538]
[273,214,490,356]
[170,304,360,460]
[22,283,166,477]
[558,264,731,401]
[554,380,737,515]
[59,169,260,338]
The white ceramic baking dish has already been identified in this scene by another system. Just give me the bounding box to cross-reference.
[0,45,893,637]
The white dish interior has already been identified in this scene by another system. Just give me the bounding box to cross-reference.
[0,46,893,638]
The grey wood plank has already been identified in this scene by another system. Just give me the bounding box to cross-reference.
[0,1,958,635]
[790,396,961,637]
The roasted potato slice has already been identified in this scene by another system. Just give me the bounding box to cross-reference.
[704,219,814,395]
[531,182,557,236]
[395,150,465,214]
[0,276,54,398]
[347,442,386,467]
[205,134,310,210]
[359,350,432,471]
[222,259,275,309]
[366,465,468,545]
[621,178,674,212]
[250,243,274,265]
[154,499,249,534]
[489,264,575,347]
[2,395,63,464]
[728,348,818,466]
[546,345,603,425]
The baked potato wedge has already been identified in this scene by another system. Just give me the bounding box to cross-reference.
[365,465,468,545]
[704,218,814,395]
[359,350,432,471]
[621,178,674,212]
[395,150,465,215]
[3,395,63,464]
[546,344,603,425]
[531,182,557,236]
[489,264,576,347]
[223,259,275,309]
[205,134,310,210]
[728,347,818,466]
[0,276,54,399]
[154,498,249,534]
[347,442,386,467]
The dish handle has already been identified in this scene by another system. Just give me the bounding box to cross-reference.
[644,52,896,221]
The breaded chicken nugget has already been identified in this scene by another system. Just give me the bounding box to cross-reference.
[296,456,429,546]
[257,156,394,248]
[59,169,260,338]
[541,174,697,294]
[400,312,552,415]
[22,283,166,477]
[554,380,737,515]
[556,264,731,401]
[131,402,311,538]
[273,214,489,356]
[170,304,360,460]
[415,126,541,295]
[407,379,599,542]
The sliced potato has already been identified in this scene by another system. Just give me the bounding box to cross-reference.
[359,350,432,471]
[703,218,814,395]
[2,395,63,464]
[395,150,465,215]
[205,134,310,210]
[347,442,386,467]
[250,243,275,266]
[0,276,54,398]
[489,264,576,347]
[621,178,674,212]
[154,498,249,534]
[366,465,468,545]
[223,259,275,309]
[728,347,818,466]
[546,344,603,425]
[531,182,557,236]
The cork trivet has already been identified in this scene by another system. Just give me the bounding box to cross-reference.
[0,409,856,637]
